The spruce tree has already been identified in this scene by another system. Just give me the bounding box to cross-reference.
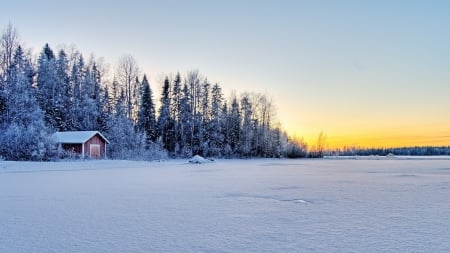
[69,54,85,130]
[137,74,157,143]
[157,77,173,152]
[55,49,71,131]
[240,94,253,157]
[209,83,224,157]
[37,43,60,130]
[228,96,241,156]
[79,65,98,130]
[179,83,193,157]
[171,72,182,153]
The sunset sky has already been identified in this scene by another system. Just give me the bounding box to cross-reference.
[2,0,450,148]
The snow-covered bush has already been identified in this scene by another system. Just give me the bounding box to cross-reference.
[0,124,57,161]
[57,147,81,160]
[285,138,308,158]
[144,142,168,161]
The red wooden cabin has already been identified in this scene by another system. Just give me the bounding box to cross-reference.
[54,131,110,159]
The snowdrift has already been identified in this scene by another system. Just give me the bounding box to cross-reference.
[188,155,214,164]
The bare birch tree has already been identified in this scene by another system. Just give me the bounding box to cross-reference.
[116,54,139,121]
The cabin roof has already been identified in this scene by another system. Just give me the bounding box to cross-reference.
[54,131,110,144]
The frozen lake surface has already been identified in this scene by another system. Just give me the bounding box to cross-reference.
[1,158,450,252]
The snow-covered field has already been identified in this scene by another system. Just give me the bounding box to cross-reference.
[1,157,450,252]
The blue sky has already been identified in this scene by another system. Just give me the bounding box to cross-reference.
[2,0,450,147]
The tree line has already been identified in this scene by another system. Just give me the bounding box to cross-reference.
[0,24,294,161]
[329,146,450,156]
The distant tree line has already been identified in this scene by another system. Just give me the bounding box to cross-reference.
[330,146,450,156]
[0,24,291,160]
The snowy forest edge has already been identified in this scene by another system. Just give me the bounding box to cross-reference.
[0,24,449,161]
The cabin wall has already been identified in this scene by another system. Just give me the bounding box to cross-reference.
[61,144,82,155]
[84,134,106,158]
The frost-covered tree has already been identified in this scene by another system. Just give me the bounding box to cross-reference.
[220,101,232,157]
[99,84,112,132]
[69,53,85,130]
[0,46,55,160]
[228,96,241,155]
[0,24,20,118]
[105,88,145,159]
[208,83,224,157]
[199,79,211,155]
[55,49,71,130]
[171,72,182,153]
[240,94,253,157]
[137,74,157,143]
[116,54,139,121]
[178,83,193,157]
[37,43,62,130]
[78,63,103,130]
[0,23,19,79]
[157,77,174,152]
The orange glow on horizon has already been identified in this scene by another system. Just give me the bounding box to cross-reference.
[324,134,450,149]
[287,129,450,149]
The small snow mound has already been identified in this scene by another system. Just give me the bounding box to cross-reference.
[293,199,311,204]
[189,155,214,164]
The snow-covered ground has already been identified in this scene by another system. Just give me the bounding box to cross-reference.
[1,157,450,252]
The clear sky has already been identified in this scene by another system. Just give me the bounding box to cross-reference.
[2,0,450,148]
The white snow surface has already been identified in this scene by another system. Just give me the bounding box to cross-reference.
[1,157,450,252]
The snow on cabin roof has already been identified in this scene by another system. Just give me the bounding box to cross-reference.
[54,131,110,144]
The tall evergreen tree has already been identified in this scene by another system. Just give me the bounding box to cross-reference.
[37,43,61,130]
[99,84,112,132]
[208,83,224,157]
[228,96,241,155]
[220,102,231,156]
[55,49,71,130]
[171,72,182,153]
[240,94,253,157]
[157,77,173,152]
[179,83,193,157]
[137,74,157,143]
[69,54,85,130]
[78,64,99,130]
[199,79,211,155]
[105,88,144,159]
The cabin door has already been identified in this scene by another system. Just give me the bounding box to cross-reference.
[90,144,101,158]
